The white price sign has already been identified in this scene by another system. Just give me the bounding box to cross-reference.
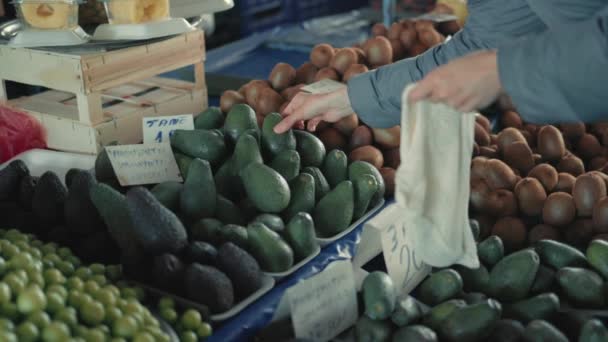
[301,79,347,94]
[381,218,431,295]
[105,143,183,186]
[142,114,194,144]
[287,260,358,342]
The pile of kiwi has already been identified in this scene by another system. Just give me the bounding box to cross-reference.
[471,111,608,252]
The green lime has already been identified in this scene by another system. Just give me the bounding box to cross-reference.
[0,317,14,330]
[158,297,174,310]
[0,331,17,342]
[91,274,107,287]
[4,274,25,294]
[86,328,106,342]
[79,293,94,308]
[28,272,45,288]
[0,302,19,320]
[160,307,177,323]
[16,321,39,342]
[104,285,120,297]
[0,257,7,276]
[121,299,143,316]
[105,307,123,324]
[120,287,138,299]
[80,300,105,326]
[132,287,145,301]
[143,312,159,327]
[13,269,28,282]
[40,243,58,255]
[54,307,77,328]
[28,311,51,328]
[45,292,65,314]
[113,316,138,338]
[42,260,54,269]
[105,265,122,281]
[2,244,19,259]
[29,248,42,259]
[110,338,127,342]
[42,321,70,342]
[133,331,155,342]
[67,290,84,308]
[90,264,105,275]
[9,253,33,270]
[0,282,12,304]
[57,247,71,259]
[94,288,116,307]
[180,330,198,342]
[181,309,202,330]
[73,325,88,337]
[56,261,74,277]
[30,239,43,248]
[46,285,67,300]
[84,280,100,294]
[74,267,92,280]
[66,256,81,268]
[43,253,61,265]
[145,326,169,341]
[43,269,65,285]
[98,324,110,335]
[66,277,84,292]
[197,322,212,338]
[17,285,47,314]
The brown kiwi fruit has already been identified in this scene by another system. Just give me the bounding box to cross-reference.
[572,173,607,217]
[537,125,566,161]
[318,127,347,151]
[486,189,518,217]
[542,192,576,227]
[349,145,384,169]
[352,48,367,65]
[371,23,388,37]
[520,130,535,148]
[533,154,543,165]
[256,87,284,116]
[389,39,406,60]
[484,159,517,190]
[269,63,296,91]
[497,128,527,153]
[556,154,585,176]
[592,197,608,233]
[490,134,498,146]
[372,126,401,149]
[589,171,608,189]
[314,67,340,82]
[501,111,523,129]
[384,148,400,169]
[330,48,358,75]
[590,122,608,136]
[380,167,396,197]
[491,217,527,252]
[560,122,586,142]
[577,133,602,160]
[564,219,595,249]
[514,178,547,217]
[295,62,319,85]
[479,147,499,159]
[555,173,576,193]
[504,141,535,175]
[475,123,491,146]
[470,179,492,212]
[470,157,488,182]
[220,90,246,113]
[473,143,480,158]
[387,22,403,40]
[399,27,417,49]
[310,44,335,68]
[590,157,608,171]
[343,64,369,82]
[476,115,491,133]
[528,163,559,193]
[364,36,393,68]
[528,224,561,245]
[350,125,374,151]
[334,114,359,136]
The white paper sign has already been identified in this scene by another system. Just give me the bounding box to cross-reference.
[380,207,431,295]
[105,143,183,186]
[142,115,194,144]
[301,79,347,94]
[288,260,358,342]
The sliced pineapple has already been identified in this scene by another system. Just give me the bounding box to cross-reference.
[20,2,74,29]
[107,0,168,24]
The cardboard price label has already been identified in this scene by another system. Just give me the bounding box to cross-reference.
[105,143,183,186]
[287,260,358,342]
[142,114,194,144]
[381,217,431,295]
[301,79,346,94]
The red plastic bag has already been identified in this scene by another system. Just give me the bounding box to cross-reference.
[0,105,47,163]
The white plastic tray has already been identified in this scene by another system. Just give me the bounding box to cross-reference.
[92,18,194,41]
[135,275,275,322]
[0,149,96,185]
[316,199,386,247]
[264,245,321,280]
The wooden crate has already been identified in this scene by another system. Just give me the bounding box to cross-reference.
[0,30,207,154]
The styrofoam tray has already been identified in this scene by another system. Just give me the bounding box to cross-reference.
[264,245,321,280]
[0,149,96,185]
[316,199,385,247]
[135,275,275,322]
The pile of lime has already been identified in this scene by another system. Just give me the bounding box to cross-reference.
[156,297,212,342]
[0,229,171,342]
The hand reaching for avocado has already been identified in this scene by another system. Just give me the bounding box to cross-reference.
[274,87,354,134]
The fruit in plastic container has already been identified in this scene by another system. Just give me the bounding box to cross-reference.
[107,0,169,24]
[20,2,75,29]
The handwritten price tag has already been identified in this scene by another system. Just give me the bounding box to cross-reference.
[381,219,431,295]
[142,115,194,144]
[288,260,358,342]
[301,79,346,94]
[105,143,183,186]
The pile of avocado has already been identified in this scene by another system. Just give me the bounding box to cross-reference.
[352,225,608,342]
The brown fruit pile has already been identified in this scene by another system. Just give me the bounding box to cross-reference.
[471,111,608,252]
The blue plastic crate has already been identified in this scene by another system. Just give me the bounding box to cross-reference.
[237,0,293,35]
[291,0,368,21]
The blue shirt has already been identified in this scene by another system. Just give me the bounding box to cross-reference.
[347,0,608,127]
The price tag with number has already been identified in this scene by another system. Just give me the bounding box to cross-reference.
[142,114,194,144]
[105,143,183,186]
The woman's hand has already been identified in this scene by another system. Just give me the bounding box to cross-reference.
[274,87,354,134]
[408,50,503,113]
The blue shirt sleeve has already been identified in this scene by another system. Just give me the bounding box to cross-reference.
[498,4,608,124]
